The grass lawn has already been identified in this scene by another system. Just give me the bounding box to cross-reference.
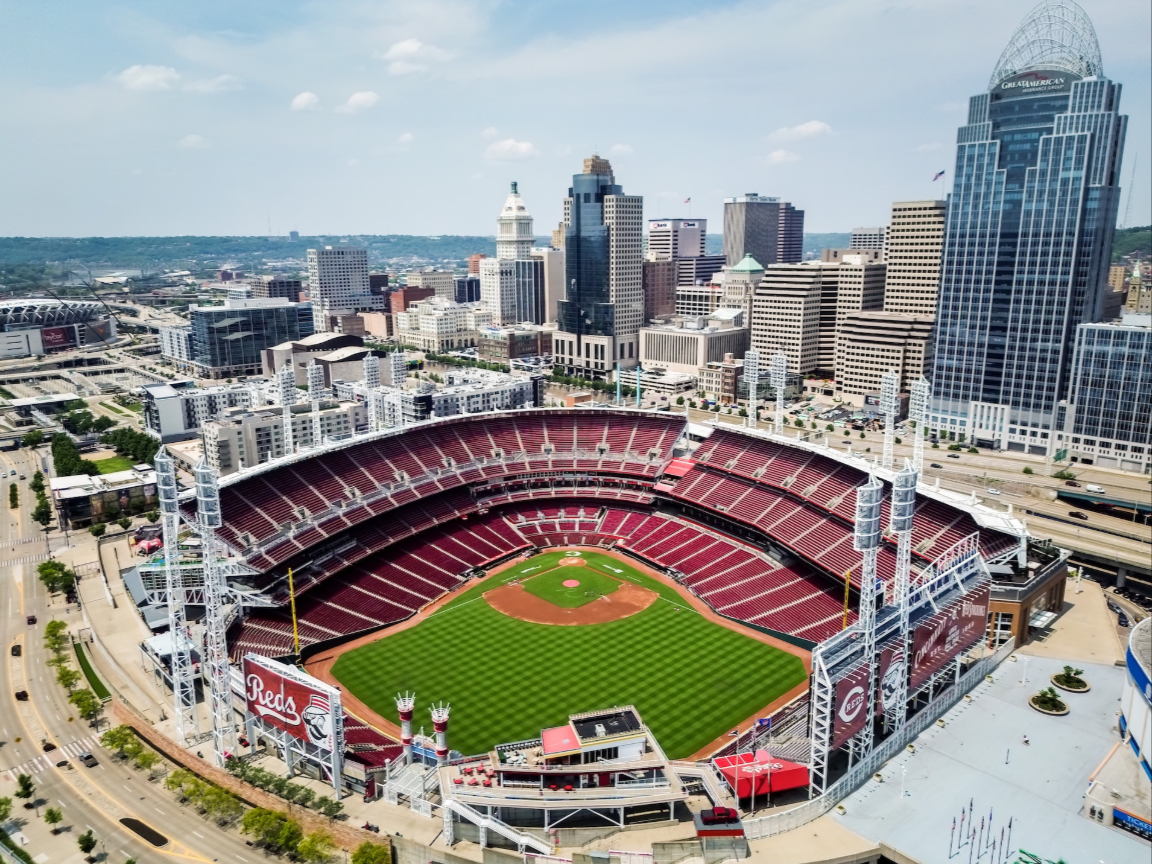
[99,401,127,415]
[521,562,620,608]
[92,456,134,474]
[74,641,111,700]
[330,550,808,759]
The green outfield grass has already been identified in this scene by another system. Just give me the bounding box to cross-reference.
[520,560,621,608]
[330,549,808,759]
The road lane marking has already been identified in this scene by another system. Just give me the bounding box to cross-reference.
[154,807,165,814]
[192,831,203,838]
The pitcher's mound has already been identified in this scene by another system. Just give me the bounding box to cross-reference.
[485,580,658,625]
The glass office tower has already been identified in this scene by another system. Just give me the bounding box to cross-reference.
[929,0,1127,453]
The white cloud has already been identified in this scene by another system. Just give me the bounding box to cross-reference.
[916,142,942,152]
[610,144,633,155]
[397,132,415,145]
[485,138,538,160]
[116,64,180,91]
[290,91,319,111]
[481,127,499,139]
[176,134,209,149]
[184,74,243,93]
[335,91,379,113]
[767,149,799,164]
[380,38,451,75]
[768,120,833,142]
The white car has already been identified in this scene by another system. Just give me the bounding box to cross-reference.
[986,488,1001,495]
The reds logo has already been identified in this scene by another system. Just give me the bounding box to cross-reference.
[247,673,301,726]
[838,685,866,723]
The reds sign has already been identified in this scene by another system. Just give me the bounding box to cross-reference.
[243,655,341,752]
[831,661,871,748]
[910,584,990,689]
[875,639,906,717]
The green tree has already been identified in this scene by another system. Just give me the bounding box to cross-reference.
[294,787,316,809]
[15,773,34,803]
[29,470,45,494]
[0,797,11,824]
[101,725,138,756]
[826,424,834,432]
[318,797,343,820]
[44,619,69,651]
[134,750,161,774]
[202,787,242,825]
[77,830,97,857]
[44,806,63,833]
[675,396,684,406]
[56,665,81,691]
[9,483,17,509]
[69,689,103,723]
[352,842,391,864]
[38,562,76,595]
[146,510,160,523]
[89,523,106,538]
[117,517,132,530]
[1023,466,1034,475]
[32,497,53,528]
[843,429,850,437]
[22,429,44,448]
[859,431,866,439]
[165,768,194,795]
[298,830,338,864]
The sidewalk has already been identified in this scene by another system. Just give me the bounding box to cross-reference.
[1016,577,1126,666]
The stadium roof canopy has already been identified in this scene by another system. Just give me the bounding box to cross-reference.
[0,298,106,328]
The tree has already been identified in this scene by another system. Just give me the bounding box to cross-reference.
[675,396,684,406]
[352,842,391,864]
[134,750,161,774]
[15,773,34,803]
[843,430,851,437]
[101,725,138,756]
[0,797,11,824]
[294,787,316,809]
[826,424,834,432]
[298,830,338,864]
[38,561,76,595]
[117,517,132,530]
[9,483,17,509]
[203,787,243,825]
[146,510,160,523]
[318,798,343,820]
[22,429,44,448]
[895,437,903,444]
[56,665,82,691]
[44,619,69,651]
[1022,466,1034,475]
[77,830,97,857]
[165,768,194,795]
[89,523,106,538]
[32,498,53,528]
[859,432,866,439]
[44,806,63,833]
[793,417,804,428]
[29,470,45,494]
[70,689,103,724]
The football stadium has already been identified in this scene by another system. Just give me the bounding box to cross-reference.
[198,406,1030,844]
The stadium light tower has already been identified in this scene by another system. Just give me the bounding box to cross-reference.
[194,458,238,765]
[887,460,918,732]
[770,352,788,436]
[881,368,899,470]
[852,471,884,756]
[155,447,198,746]
[368,387,384,434]
[387,350,407,388]
[278,363,296,456]
[909,377,930,474]
[307,359,325,448]
[744,350,760,430]
[395,692,416,764]
[430,702,451,766]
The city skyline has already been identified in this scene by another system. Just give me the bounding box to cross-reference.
[0,0,1147,238]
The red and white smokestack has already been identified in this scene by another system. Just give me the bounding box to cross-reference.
[430,702,451,766]
[395,692,416,764]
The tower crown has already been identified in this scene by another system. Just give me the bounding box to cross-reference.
[989,0,1102,90]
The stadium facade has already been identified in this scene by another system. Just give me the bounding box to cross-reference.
[0,298,117,358]
[929,0,1127,454]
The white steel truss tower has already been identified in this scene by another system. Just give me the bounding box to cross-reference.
[194,458,238,765]
[851,472,884,757]
[307,359,325,448]
[744,350,760,429]
[886,461,918,731]
[909,377,930,474]
[362,353,381,389]
[881,369,899,470]
[770,352,788,436]
[155,447,198,746]
[278,364,296,455]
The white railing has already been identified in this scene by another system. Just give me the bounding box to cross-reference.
[446,799,554,855]
[742,639,1014,840]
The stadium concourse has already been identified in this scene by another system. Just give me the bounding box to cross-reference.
[210,409,1021,663]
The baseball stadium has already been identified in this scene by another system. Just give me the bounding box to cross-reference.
[199,407,1031,839]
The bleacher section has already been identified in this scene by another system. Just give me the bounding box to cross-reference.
[213,411,684,559]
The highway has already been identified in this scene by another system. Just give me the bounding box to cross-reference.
[0,447,265,864]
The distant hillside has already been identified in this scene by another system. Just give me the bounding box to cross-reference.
[1113,226,1151,262]
[706,233,849,258]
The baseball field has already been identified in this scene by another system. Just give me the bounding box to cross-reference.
[328,549,808,759]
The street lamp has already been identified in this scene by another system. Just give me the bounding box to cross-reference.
[900,765,908,799]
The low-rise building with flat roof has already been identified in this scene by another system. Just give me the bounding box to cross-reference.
[50,466,158,528]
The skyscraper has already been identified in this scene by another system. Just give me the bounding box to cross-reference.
[307,247,383,332]
[481,182,545,325]
[930,0,1127,452]
[777,203,804,263]
[723,194,779,267]
[554,156,643,378]
[648,218,706,259]
[882,200,947,316]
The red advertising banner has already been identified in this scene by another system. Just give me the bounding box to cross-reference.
[831,661,871,748]
[41,326,76,349]
[910,584,990,689]
[243,656,340,751]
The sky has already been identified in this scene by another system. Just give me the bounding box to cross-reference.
[0,0,1148,238]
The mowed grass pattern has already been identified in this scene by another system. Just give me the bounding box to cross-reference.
[331,550,808,759]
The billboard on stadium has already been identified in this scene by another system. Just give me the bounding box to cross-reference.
[910,584,990,689]
[831,660,871,748]
[243,654,342,753]
[875,639,906,716]
[41,325,77,350]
